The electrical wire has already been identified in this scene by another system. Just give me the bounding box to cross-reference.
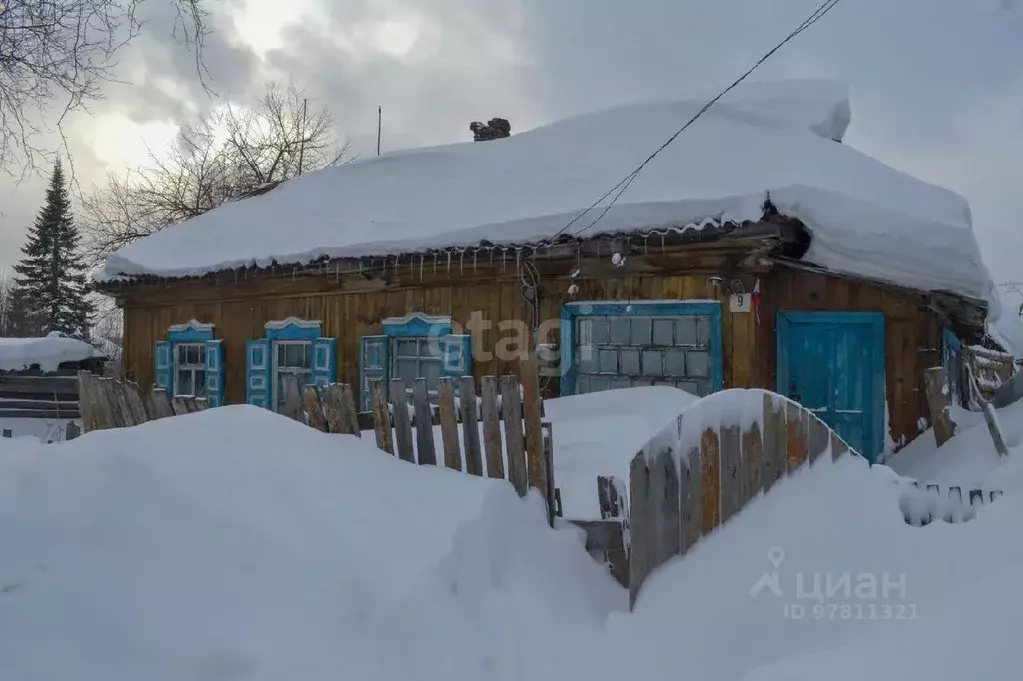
[549,0,847,242]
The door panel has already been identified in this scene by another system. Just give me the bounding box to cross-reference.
[777,312,885,462]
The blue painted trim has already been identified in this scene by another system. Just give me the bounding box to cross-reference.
[382,313,453,338]
[265,318,322,341]
[359,335,389,411]
[559,300,724,397]
[168,326,214,344]
[776,310,886,461]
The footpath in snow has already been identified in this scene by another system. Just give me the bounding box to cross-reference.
[2,394,1023,681]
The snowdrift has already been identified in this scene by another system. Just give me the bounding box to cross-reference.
[4,398,1023,681]
[0,406,623,680]
[97,79,991,302]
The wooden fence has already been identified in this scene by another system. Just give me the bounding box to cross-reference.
[900,481,1004,526]
[280,357,558,522]
[0,374,82,420]
[626,389,854,608]
[76,358,560,523]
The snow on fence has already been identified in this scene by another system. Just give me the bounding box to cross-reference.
[282,356,558,524]
[77,359,560,525]
[898,481,1004,526]
[626,390,854,609]
[77,371,210,430]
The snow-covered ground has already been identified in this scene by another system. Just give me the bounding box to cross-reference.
[3,394,1023,681]
[0,417,76,442]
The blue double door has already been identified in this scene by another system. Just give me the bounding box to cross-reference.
[777,312,885,462]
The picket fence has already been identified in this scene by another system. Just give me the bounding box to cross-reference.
[77,359,559,523]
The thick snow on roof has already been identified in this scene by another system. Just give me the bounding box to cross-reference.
[97,79,991,301]
[0,334,104,372]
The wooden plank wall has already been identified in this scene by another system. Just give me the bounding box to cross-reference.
[121,271,760,406]
[117,260,942,450]
[757,267,941,449]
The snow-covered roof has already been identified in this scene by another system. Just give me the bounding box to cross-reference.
[96,79,992,302]
[0,333,106,372]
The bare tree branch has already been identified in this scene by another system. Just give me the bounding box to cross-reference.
[80,82,352,265]
[0,0,211,175]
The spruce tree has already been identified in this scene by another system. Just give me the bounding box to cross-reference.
[11,160,94,339]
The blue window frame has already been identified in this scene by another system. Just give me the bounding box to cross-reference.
[154,320,226,407]
[359,312,472,410]
[559,301,724,397]
[246,317,336,411]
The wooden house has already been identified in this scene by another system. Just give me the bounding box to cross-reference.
[93,80,998,463]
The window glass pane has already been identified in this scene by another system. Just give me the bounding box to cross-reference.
[283,343,308,368]
[589,375,611,393]
[577,345,598,373]
[696,317,710,346]
[652,319,674,346]
[577,319,592,345]
[577,375,590,394]
[198,345,207,365]
[195,371,207,397]
[188,345,201,365]
[611,377,632,390]
[687,350,710,378]
[419,338,442,359]
[175,369,191,396]
[395,339,418,357]
[598,349,617,373]
[423,360,441,387]
[620,349,640,375]
[642,350,663,376]
[676,318,698,345]
[276,343,287,366]
[664,348,687,376]
[631,318,651,345]
[176,344,188,363]
[609,317,630,345]
[394,358,419,381]
[590,319,609,344]
[677,381,698,395]
[631,378,653,387]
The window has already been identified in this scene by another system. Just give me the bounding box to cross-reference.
[562,301,722,398]
[155,320,225,406]
[391,337,443,395]
[245,317,336,411]
[273,340,313,411]
[359,312,471,410]
[174,342,207,398]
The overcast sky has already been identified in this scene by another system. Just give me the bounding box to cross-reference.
[2,0,1022,290]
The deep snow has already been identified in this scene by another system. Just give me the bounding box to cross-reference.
[96,79,992,302]
[0,334,104,372]
[4,395,1023,681]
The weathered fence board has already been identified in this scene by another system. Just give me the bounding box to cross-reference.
[700,428,720,534]
[501,375,528,497]
[389,379,415,463]
[480,376,503,479]
[785,402,807,472]
[370,380,393,454]
[680,448,701,554]
[719,425,742,524]
[304,385,328,432]
[806,415,829,465]
[628,452,653,610]
[412,379,437,466]
[652,448,681,565]
[459,376,484,476]
[521,355,547,503]
[436,379,462,471]
[742,421,763,504]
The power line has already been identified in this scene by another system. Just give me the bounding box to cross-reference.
[550,0,847,242]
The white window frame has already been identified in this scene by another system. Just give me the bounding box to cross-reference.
[389,336,443,396]
[271,339,313,412]
[173,342,207,398]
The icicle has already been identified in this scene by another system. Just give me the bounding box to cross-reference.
[460,249,465,275]
[472,249,478,272]
[419,254,425,281]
